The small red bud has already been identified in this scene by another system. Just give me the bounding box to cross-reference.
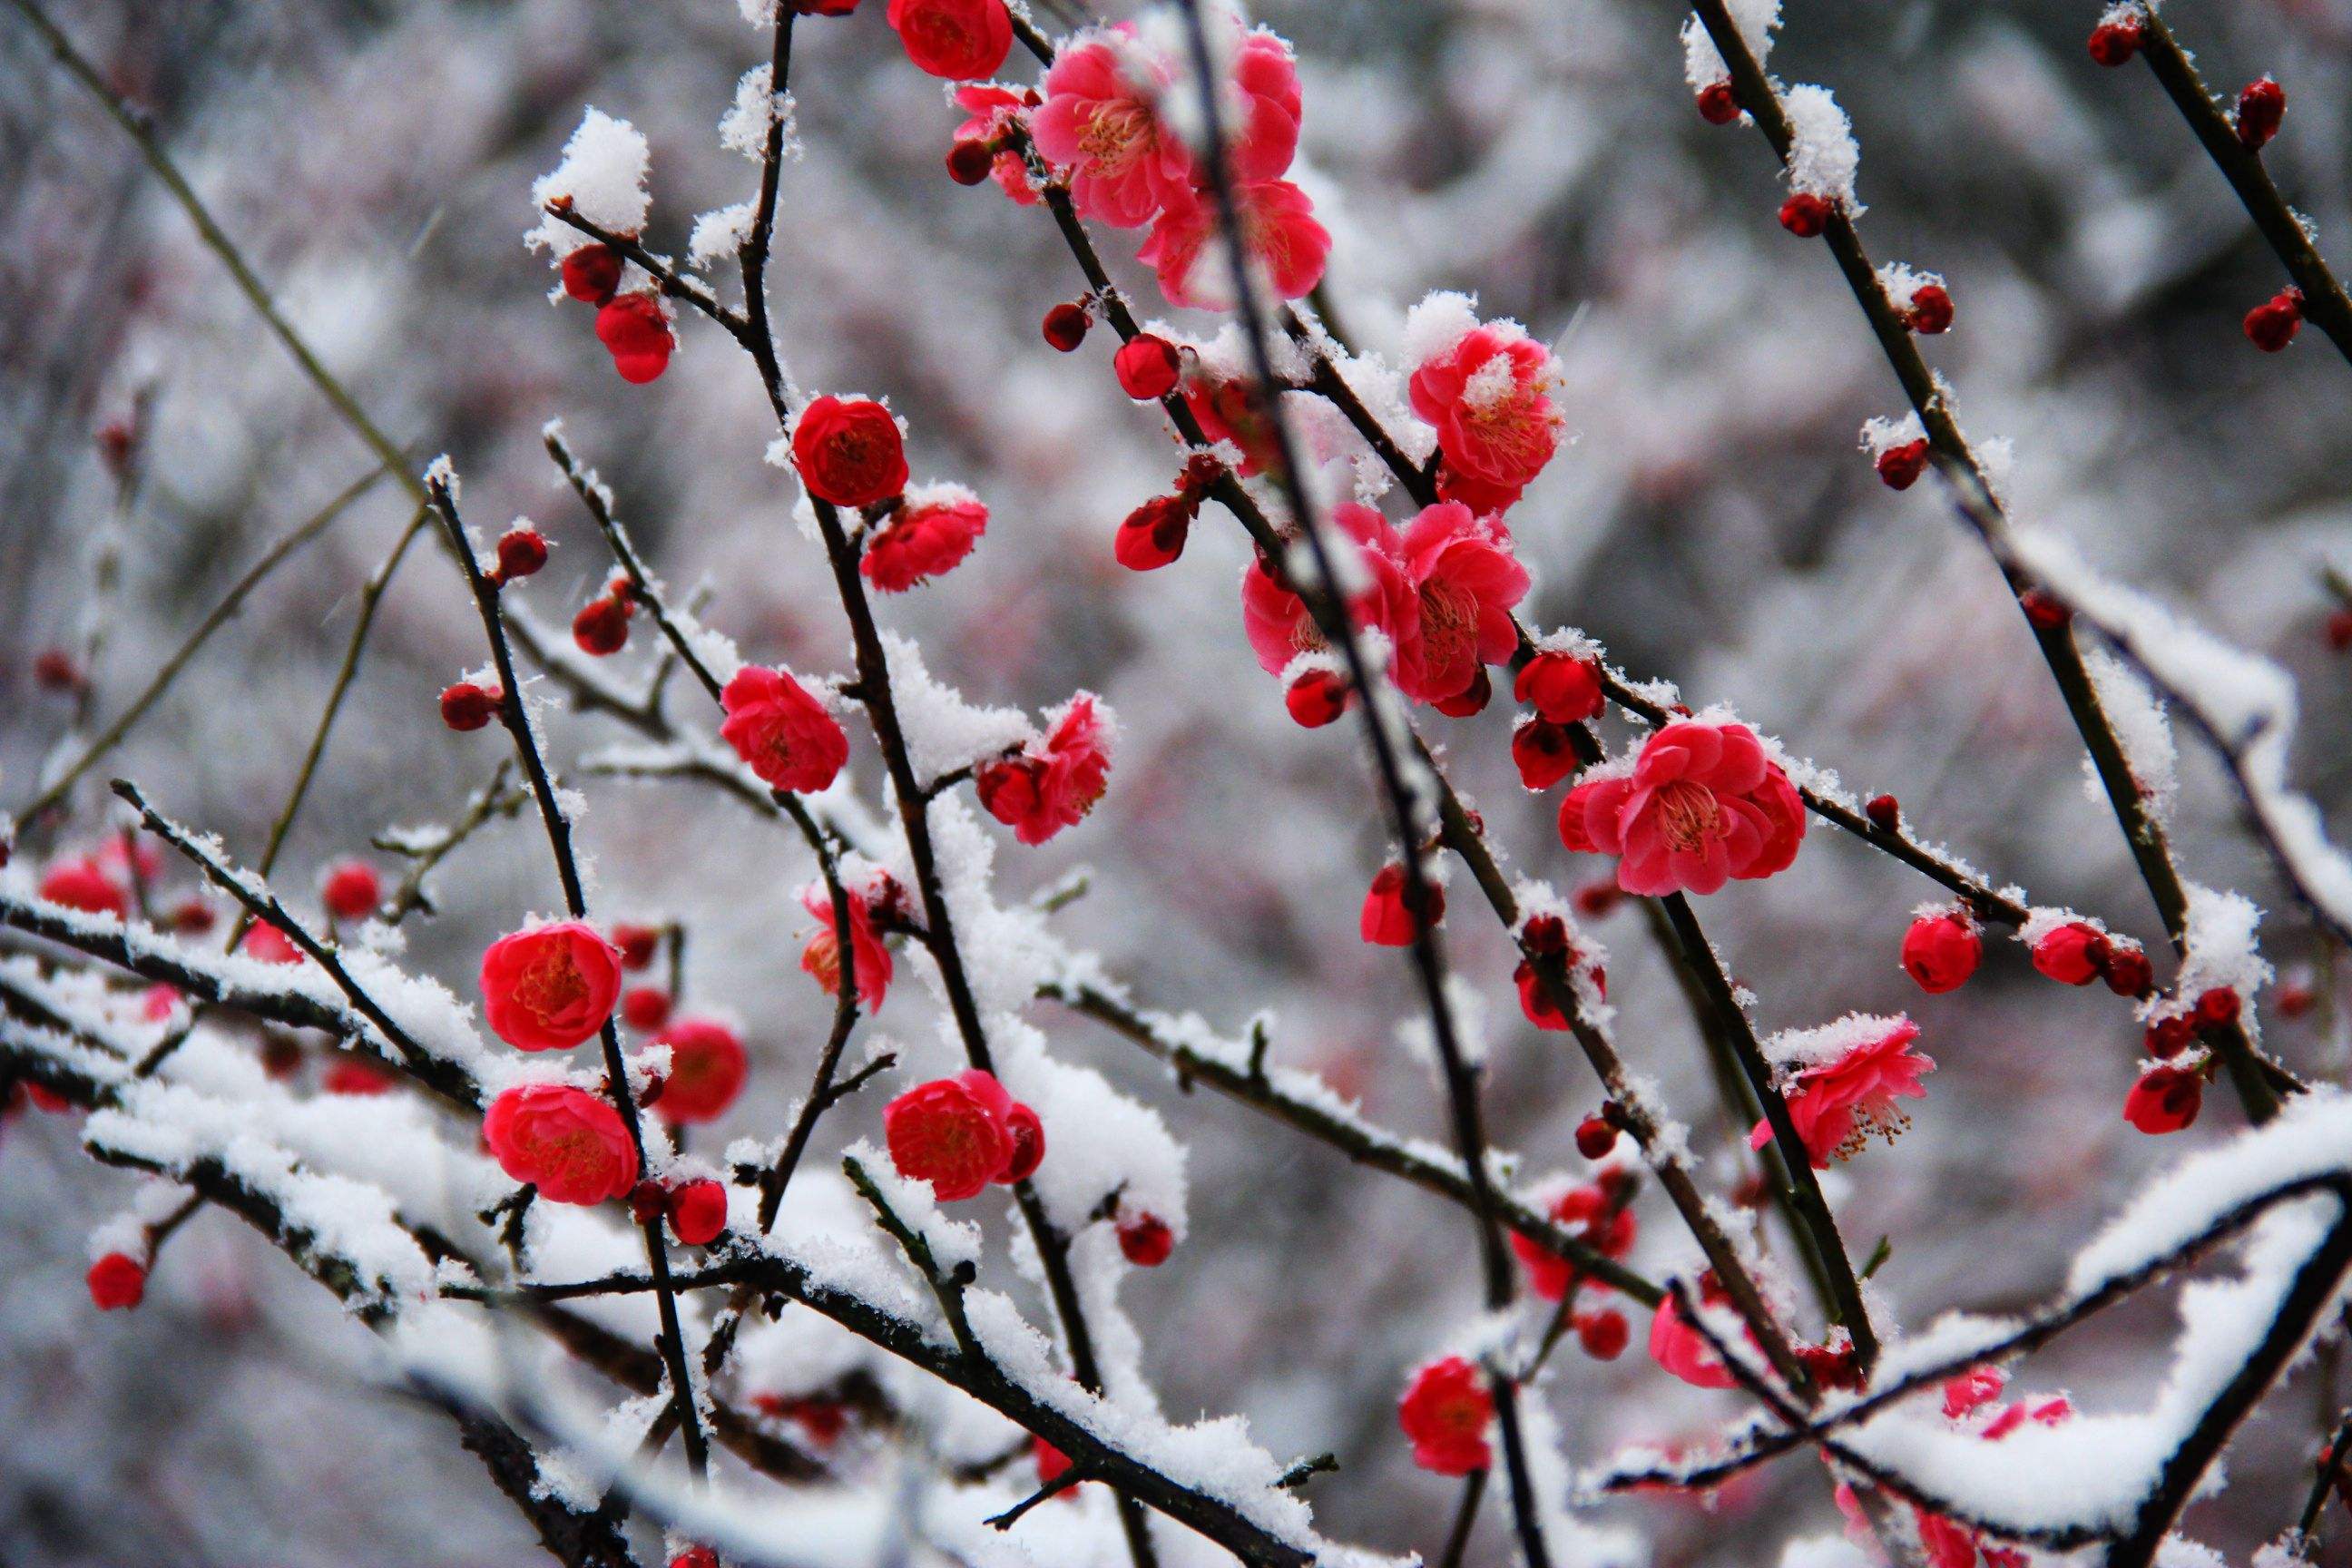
[2144,1014,2196,1059]
[2193,987,2242,1030]
[171,897,216,935]
[2327,609,2352,652]
[2021,589,2072,631]
[612,923,662,970]
[560,244,624,306]
[1575,1308,1630,1360]
[1114,494,1193,572]
[628,1180,669,1225]
[668,1179,729,1247]
[1043,301,1092,352]
[1696,81,1740,124]
[1876,438,1931,490]
[32,648,83,693]
[1573,881,1622,918]
[86,1253,147,1311]
[1865,793,1901,833]
[1906,283,1955,335]
[1113,334,1183,401]
[1574,1114,1618,1160]
[2102,945,2154,999]
[2086,17,2144,67]
[321,860,382,923]
[439,681,502,731]
[2235,77,2286,151]
[2276,981,2316,1019]
[1779,191,1832,238]
[1117,1212,1175,1267]
[493,526,549,583]
[946,138,996,185]
[573,595,631,656]
[622,985,671,1033]
[1285,670,1349,729]
[2245,289,2303,352]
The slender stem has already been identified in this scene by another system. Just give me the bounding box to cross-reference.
[5,0,414,485]
[252,503,431,884]
[1435,1470,1487,1568]
[1658,892,1877,1367]
[23,466,387,823]
[2297,1410,2352,1547]
[2127,10,2352,365]
[1684,0,2288,1125]
[423,475,709,1480]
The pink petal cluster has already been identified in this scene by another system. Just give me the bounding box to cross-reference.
[884,1069,1044,1200]
[975,693,1115,846]
[953,84,1039,206]
[1559,720,1806,896]
[1031,24,1325,308]
[720,666,849,795]
[482,1082,639,1206]
[1385,502,1530,705]
[1749,1017,1936,1168]
[861,486,988,593]
[1409,322,1565,515]
[1239,502,1527,709]
[799,877,895,1012]
[1647,1291,1738,1390]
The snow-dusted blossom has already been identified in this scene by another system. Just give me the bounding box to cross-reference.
[1560,720,1806,896]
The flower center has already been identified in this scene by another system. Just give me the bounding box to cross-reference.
[1653,779,1721,853]
[1419,578,1478,673]
[514,945,586,1024]
[1459,387,1552,475]
[1079,100,1152,173]
[802,930,841,995]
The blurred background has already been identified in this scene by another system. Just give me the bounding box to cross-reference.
[4,0,2352,1563]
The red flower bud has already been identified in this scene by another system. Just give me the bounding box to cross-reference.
[1779,191,1832,238]
[2021,589,2073,631]
[629,1180,669,1224]
[1113,334,1183,401]
[1117,1211,1174,1268]
[1696,81,1740,124]
[612,924,662,970]
[1113,494,1193,572]
[1512,717,1580,791]
[2245,289,2304,352]
[1575,1308,1630,1361]
[1906,283,1955,335]
[1042,301,1091,352]
[791,396,909,510]
[668,1179,730,1246]
[439,681,503,731]
[1574,1114,1617,1160]
[2102,945,2154,998]
[2235,77,2286,151]
[560,245,623,305]
[594,294,673,385]
[321,859,382,922]
[573,595,631,656]
[2031,921,2109,985]
[1876,438,1931,490]
[2144,1014,2195,1058]
[2124,1063,2202,1135]
[1902,912,1982,995]
[946,138,996,185]
[1362,863,1443,946]
[32,648,83,693]
[86,1252,147,1311]
[622,985,672,1033]
[2193,986,2242,1030]
[2086,17,2144,66]
[1513,652,1605,724]
[1285,670,1349,728]
[1865,793,1901,833]
[493,526,550,583]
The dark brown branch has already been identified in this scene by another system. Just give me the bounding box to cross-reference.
[425,472,709,1479]
[1044,977,1661,1305]
[23,465,388,823]
[1684,0,2289,1126]
[2127,11,2352,365]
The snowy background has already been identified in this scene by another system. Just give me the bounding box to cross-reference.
[5,0,2352,1564]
